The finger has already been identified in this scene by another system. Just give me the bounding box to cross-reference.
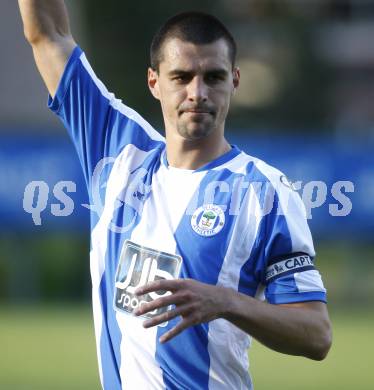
[159,318,193,343]
[135,279,183,296]
[142,304,191,328]
[134,293,186,316]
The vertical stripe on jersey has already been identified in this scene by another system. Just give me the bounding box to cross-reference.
[237,162,282,296]
[91,144,162,389]
[154,167,244,390]
[115,155,167,390]
[240,193,298,302]
[207,157,261,389]
[118,163,206,389]
[254,158,316,259]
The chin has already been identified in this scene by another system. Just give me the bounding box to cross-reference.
[177,123,214,141]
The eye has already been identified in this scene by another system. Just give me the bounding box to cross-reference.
[171,74,190,84]
[205,73,225,84]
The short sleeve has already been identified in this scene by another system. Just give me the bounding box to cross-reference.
[262,182,327,304]
[48,46,165,188]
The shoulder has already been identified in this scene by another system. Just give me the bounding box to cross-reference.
[238,150,292,189]
[216,147,296,193]
[236,150,304,212]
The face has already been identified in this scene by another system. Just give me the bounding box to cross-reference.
[148,38,240,141]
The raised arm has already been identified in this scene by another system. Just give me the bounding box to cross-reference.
[18,0,76,97]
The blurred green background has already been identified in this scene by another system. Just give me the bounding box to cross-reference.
[1,0,374,389]
[0,305,373,389]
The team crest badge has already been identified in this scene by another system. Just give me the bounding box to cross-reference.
[191,204,225,237]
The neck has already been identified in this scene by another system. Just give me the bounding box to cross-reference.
[165,130,231,170]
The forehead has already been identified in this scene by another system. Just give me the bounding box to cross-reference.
[159,38,232,73]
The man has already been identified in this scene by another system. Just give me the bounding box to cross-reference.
[18,1,332,389]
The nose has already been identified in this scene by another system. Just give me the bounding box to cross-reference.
[187,76,208,103]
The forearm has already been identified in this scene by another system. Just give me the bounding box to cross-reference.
[18,0,76,96]
[222,289,332,360]
[18,0,71,44]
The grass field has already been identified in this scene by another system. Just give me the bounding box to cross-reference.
[0,305,372,389]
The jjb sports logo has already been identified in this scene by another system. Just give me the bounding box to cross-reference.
[191,204,225,237]
[114,240,182,324]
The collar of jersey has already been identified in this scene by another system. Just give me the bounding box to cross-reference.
[162,144,241,173]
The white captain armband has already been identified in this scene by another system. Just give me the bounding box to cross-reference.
[265,253,315,284]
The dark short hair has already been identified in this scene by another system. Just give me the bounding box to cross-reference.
[150,11,237,71]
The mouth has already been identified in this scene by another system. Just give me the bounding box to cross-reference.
[180,109,214,116]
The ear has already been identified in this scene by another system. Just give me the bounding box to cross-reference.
[232,67,240,95]
[148,67,160,100]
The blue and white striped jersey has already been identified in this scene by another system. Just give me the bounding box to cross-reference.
[49,46,327,390]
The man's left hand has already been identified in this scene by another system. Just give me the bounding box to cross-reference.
[134,279,229,343]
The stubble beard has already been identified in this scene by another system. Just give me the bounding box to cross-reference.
[176,117,216,141]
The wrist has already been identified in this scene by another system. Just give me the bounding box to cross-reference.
[218,286,238,320]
